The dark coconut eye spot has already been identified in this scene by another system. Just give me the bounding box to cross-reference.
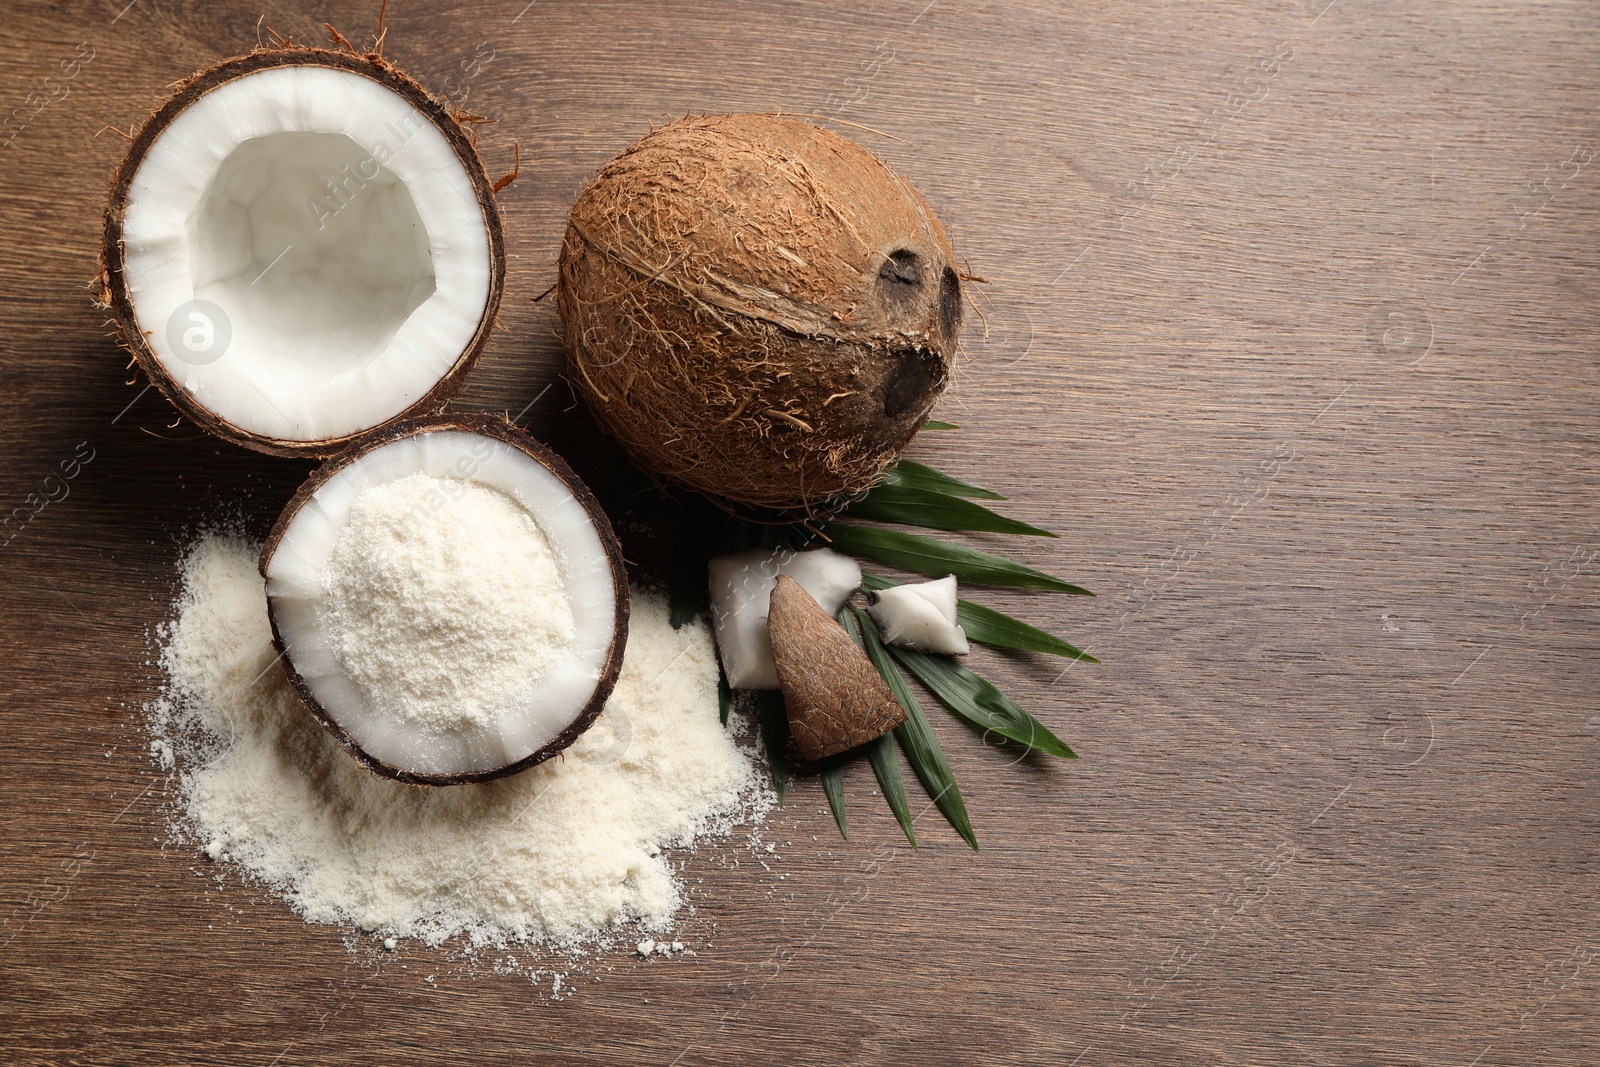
[939,267,962,339]
[883,347,942,418]
[878,249,922,304]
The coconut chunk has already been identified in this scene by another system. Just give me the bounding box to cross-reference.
[707,547,860,689]
[768,576,905,761]
[867,575,970,655]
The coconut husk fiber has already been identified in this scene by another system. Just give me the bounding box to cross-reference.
[558,114,962,517]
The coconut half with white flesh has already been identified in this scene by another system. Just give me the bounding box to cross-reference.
[260,415,629,785]
[100,48,505,455]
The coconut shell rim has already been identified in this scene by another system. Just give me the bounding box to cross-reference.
[258,412,632,787]
[99,47,507,459]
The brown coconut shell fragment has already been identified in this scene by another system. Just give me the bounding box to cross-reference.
[767,575,905,762]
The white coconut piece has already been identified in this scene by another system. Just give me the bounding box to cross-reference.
[868,575,970,655]
[707,547,861,689]
[106,54,501,452]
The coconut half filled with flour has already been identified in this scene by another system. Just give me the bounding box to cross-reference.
[261,415,628,785]
[100,49,504,455]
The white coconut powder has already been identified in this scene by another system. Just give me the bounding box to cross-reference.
[323,473,575,734]
[150,533,768,948]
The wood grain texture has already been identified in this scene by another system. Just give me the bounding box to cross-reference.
[1,1,1596,1065]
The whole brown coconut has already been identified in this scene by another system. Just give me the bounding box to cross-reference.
[558,114,961,516]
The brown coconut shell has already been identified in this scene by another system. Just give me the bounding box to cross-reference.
[98,47,506,457]
[258,413,630,786]
[558,114,962,517]
[768,575,906,762]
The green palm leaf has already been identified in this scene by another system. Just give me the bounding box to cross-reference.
[867,735,916,846]
[850,607,977,849]
[754,690,790,802]
[889,646,1077,759]
[883,458,1004,500]
[849,484,1056,538]
[824,524,1091,594]
[820,762,847,838]
[838,609,917,847]
[955,599,1098,662]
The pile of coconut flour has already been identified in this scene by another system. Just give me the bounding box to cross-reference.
[147,533,770,949]
[321,474,578,735]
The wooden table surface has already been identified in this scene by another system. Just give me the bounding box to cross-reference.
[3,1,1596,1064]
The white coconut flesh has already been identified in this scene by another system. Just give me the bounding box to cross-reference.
[264,429,619,779]
[708,547,861,689]
[117,64,492,443]
[868,575,970,655]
